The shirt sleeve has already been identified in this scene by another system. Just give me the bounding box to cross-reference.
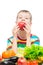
[31,35,40,45]
[34,37,40,45]
[6,36,13,50]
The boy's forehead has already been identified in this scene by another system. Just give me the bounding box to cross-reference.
[18,12,30,17]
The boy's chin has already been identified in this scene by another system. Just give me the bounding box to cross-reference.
[19,29,25,31]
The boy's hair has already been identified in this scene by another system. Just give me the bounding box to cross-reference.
[17,10,32,21]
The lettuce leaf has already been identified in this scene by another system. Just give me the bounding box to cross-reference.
[24,44,43,60]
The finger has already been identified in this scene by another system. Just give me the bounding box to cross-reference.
[25,22,30,27]
[25,25,29,30]
[16,23,19,26]
[26,22,30,27]
[12,24,19,32]
[12,27,20,35]
[16,23,20,28]
[23,27,27,32]
[16,27,20,33]
[25,24,30,30]
[13,25,19,30]
[17,27,20,31]
[23,27,31,34]
[16,25,19,29]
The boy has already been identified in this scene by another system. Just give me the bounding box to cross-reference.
[7,10,40,57]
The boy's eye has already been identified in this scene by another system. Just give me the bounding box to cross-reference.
[19,17,22,19]
[25,18,29,19]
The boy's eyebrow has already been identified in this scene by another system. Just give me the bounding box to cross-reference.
[18,14,22,17]
[25,16,30,18]
[18,15,22,17]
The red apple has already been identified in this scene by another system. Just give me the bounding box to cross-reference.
[17,57,27,65]
[18,22,26,30]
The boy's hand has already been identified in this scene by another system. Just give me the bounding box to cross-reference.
[12,23,20,53]
[12,24,20,37]
[23,22,31,36]
[23,22,31,46]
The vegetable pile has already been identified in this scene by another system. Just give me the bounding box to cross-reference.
[24,44,43,61]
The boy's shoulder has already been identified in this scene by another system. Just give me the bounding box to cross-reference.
[31,34,39,39]
[30,34,40,45]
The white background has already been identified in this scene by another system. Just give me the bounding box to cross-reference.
[0,0,43,55]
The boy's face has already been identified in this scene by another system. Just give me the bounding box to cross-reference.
[16,12,32,25]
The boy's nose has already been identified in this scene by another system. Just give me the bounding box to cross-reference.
[21,18,25,21]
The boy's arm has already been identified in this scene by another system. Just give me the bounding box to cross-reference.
[12,35,17,53]
[12,24,20,53]
[26,34,31,46]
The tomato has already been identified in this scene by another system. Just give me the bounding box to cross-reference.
[30,60,38,65]
[32,60,38,65]
[30,61,33,65]
[27,61,31,65]
[18,22,26,30]
[17,57,27,65]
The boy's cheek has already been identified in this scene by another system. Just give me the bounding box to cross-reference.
[26,19,31,23]
[16,20,21,24]
[17,18,21,21]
